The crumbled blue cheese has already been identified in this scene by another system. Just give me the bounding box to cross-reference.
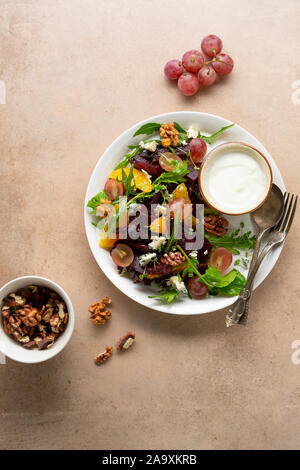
[139,141,145,149]
[182,140,188,146]
[148,236,167,251]
[189,250,198,258]
[154,204,168,217]
[241,257,250,269]
[187,126,198,139]
[128,203,141,216]
[167,275,188,294]
[139,252,157,267]
[145,141,157,152]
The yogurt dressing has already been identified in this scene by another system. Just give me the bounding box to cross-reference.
[205,150,268,214]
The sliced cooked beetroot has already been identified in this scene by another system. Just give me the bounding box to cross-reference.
[150,192,162,205]
[197,238,212,263]
[132,155,163,178]
[174,145,189,158]
[186,169,199,184]
[188,180,205,204]
[129,256,173,278]
[197,262,208,274]
[145,261,173,277]
[116,239,150,253]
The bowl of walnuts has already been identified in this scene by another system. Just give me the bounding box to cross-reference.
[0,275,75,363]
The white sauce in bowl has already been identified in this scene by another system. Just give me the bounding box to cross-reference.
[200,143,272,214]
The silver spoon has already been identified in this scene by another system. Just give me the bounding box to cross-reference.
[226,184,284,326]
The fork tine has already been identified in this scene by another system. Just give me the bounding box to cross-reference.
[280,193,294,233]
[275,192,289,231]
[285,195,297,235]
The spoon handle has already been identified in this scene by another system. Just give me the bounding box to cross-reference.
[225,229,265,327]
[238,230,266,324]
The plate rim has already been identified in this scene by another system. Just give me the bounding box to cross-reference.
[84,111,285,315]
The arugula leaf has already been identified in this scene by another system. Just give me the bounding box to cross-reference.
[182,256,200,278]
[164,212,180,252]
[174,122,187,134]
[114,147,140,170]
[119,165,136,196]
[149,288,180,303]
[154,160,189,186]
[179,246,206,279]
[133,122,161,137]
[210,270,246,297]
[199,123,234,144]
[87,190,108,214]
[205,229,256,254]
[201,267,237,288]
[114,139,162,170]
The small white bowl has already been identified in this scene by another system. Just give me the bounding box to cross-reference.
[0,276,75,363]
[199,142,273,215]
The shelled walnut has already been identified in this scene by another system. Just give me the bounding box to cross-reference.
[1,286,68,349]
[95,346,113,365]
[204,215,229,236]
[161,251,185,267]
[116,332,135,351]
[160,122,180,148]
[89,297,111,325]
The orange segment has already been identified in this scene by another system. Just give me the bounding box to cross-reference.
[150,216,168,234]
[172,183,191,202]
[109,168,152,193]
[99,235,117,250]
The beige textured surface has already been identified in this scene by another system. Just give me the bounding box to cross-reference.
[0,0,300,450]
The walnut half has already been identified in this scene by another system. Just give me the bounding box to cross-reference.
[204,215,229,236]
[116,332,135,351]
[89,297,111,325]
[160,251,185,267]
[95,346,113,365]
[160,122,180,148]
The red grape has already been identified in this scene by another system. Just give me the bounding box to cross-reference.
[164,59,184,80]
[209,247,232,273]
[178,73,200,96]
[159,152,183,172]
[197,65,217,87]
[168,198,193,223]
[187,276,209,299]
[189,138,207,163]
[201,34,223,58]
[104,179,125,201]
[182,50,204,73]
[111,243,134,268]
[212,54,234,76]
[168,198,186,219]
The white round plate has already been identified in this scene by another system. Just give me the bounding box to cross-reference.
[84,112,285,315]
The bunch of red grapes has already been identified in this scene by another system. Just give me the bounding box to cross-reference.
[164,35,234,96]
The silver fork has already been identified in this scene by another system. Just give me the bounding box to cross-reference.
[226,192,298,327]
